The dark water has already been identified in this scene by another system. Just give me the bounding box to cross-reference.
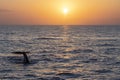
[0,25,120,80]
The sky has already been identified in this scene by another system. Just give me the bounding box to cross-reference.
[0,0,120,25]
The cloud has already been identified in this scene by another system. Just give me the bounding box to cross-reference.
[0,9,13,13]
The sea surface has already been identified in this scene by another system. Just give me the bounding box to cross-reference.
[0,25,120,80]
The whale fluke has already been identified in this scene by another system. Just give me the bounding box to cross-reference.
[12,51,30,64]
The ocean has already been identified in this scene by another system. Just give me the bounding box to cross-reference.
[0,25,120,80]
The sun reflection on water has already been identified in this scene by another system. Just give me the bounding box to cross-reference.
[61,26,75,52]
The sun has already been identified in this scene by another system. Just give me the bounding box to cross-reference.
[63,8,68,14]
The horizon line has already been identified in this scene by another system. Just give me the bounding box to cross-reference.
[0,24,120,26]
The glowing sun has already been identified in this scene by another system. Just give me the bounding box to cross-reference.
[63,8,68,14]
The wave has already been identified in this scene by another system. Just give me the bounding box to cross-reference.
[33,37,62,40]
[95,43,115,47]
[64,49,94,53]
[57,72,82,78]
[104,48,120,54]
[93,69,113,73]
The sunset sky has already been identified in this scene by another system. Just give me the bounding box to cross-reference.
[0,0,120,25]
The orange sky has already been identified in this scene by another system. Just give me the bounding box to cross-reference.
[0,0,120,25]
